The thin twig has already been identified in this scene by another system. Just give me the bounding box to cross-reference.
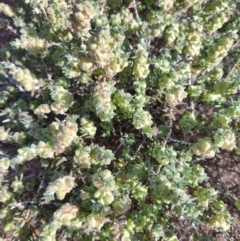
[39,4,52,24]
[40,57,51,80]
[10,200,62,209]
[35,167,48,199]
[114,137,126,153]
[134,135,146,156]
[7,25,20,37]
[166,137,192,146]
[224,57,240,83]
[192,156,212,163]
[21,166,49,218]
[163,107,173,147]
[132,0,140,22]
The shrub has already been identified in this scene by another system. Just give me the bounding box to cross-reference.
[0,0,239,240]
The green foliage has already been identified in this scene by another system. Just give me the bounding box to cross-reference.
[0,0,239,240]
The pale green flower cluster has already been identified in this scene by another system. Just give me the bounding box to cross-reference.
[0,127,9,142]
[152,144,177,166]
[72,2,98,40]
[214,129,236,151]
[165,85,188,106]
[207,34,237,67]
[192,138,215,158]
[53,203,79,225]
[0,158,10,186]
[92,170,116,205]
[92,80,116,122]
[44,175,76,201]
[11,145,37,165]
[50,85,74,114]
[54,118,78,153]
[133,44,150,79]
[10,66,39,92]
[20,37,48,55]
[113,89,134,116]
[110,7,138,31]
[184,23,203,57]
[74,144,114,168]
[0,3,15,17]
[87,29,128,77]
[80,117,97,138]
[133,109,152,130]
[34,104,51,115]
